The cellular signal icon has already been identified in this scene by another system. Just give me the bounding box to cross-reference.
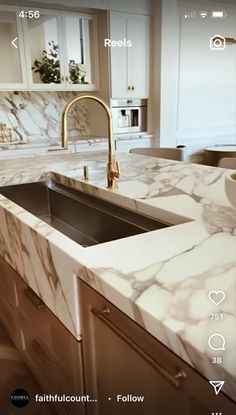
[184,11,196,19]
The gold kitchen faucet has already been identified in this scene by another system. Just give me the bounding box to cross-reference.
[61,95,120,189]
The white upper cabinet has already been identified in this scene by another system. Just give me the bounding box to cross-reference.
[108,0,150,15]
[0,6,99,91]
[23,9,99,90]
[24,10,63,89]
[0,6,27,90]
[22,0,109,10]
[17,1,151,14]
[110,12,150,98]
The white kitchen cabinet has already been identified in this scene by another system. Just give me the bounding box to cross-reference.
[23,0,151,14]
[39,144,75,155]
[25,0,109,10]
[115,135,153,152]
[108,0,150,15]
[79,280,235,415]
[110,12,149,98]
[0,148,38,159]
[73,136,153,153]
[0,6,28,90]
[0,144,74,160]
[75,140,108,153]
[23,8,99,91]
[0,5,99,91]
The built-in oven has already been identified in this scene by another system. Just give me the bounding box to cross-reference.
[111,99,147,134]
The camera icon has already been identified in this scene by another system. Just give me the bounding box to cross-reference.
[210,35,226,50]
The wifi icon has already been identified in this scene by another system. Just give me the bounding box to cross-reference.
[200,10,208,18]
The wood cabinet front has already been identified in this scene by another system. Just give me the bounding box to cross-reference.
[0,255,85,415]
[79,279,235,415]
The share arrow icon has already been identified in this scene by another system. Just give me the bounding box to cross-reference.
[209,380,225,395]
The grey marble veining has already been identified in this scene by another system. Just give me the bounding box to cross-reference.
[0,152,235,402]
[0,92,89,143]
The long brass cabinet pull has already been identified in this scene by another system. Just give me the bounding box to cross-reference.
[92,307,186,389]
[31,340,51,366]
[24,287,45,310]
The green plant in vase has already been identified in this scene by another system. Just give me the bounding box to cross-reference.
[32,41,60,83]
[32,41,87,84]
[69,60,87,84]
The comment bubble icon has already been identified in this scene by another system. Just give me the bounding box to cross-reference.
[208,333,225,351]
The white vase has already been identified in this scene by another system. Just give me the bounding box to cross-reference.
[225,172,236,208]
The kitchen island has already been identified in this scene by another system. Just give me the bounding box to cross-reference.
[0,152,235,408]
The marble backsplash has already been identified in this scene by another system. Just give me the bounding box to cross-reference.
[0,91,89,143]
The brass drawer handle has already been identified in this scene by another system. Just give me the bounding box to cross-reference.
[100,306,110,315]
[174,369,187,380]
[31,340,51,366]
[83,165,89,180]
[92,307,186,389]
[24,287,45,310]
[47,148,69,152]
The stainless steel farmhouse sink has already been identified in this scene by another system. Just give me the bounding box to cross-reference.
[0,181,169,247]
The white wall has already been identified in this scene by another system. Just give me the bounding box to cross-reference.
[159,0,236,161]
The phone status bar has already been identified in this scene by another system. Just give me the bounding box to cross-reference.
[184,10,228,19]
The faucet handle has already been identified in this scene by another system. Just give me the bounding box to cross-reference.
[115,160,120,178]
[107,159,120,189]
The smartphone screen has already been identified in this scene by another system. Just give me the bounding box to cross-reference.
[0,1,235,415]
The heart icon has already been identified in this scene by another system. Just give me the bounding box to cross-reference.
[208,291,226,306]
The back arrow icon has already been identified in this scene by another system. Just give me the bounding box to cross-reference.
[11,37,18,48]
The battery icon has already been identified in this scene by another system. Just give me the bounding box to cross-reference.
[212,11,227,18]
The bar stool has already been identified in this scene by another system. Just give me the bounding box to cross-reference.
[218,157,236,169]
[129,147,184,161]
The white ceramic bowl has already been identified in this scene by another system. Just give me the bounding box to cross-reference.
[225,171,236,208]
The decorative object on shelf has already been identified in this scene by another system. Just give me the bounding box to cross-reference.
[69,60,87,84]
[225,171,236,208]
[0,123,14,143]
[32,41,60,83]
[32,41,87,84]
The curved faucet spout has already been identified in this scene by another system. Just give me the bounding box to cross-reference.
[61,94,120,189]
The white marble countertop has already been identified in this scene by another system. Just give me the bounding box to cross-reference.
[0,152,235,402]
